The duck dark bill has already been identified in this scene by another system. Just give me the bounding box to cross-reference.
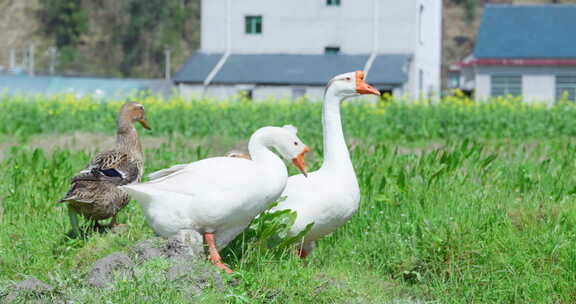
[139,119,151,130]
[355,70,380,96]
[292,146,310,177]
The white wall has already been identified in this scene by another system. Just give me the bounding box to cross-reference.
[253,86,292,101]
[201,0,418,55]
[475,73,490,101]
[306,87,325,101]
[407,0,442,98]
[178,83,204,99]
[474,66,576,105]
[180,83,398,102]
[180,83,298,101]
[198,0,442,99]
[178,84,240,101]
[523,75,555,105]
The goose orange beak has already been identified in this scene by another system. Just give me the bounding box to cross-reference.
[355,70,380,96]
[292,146,310,177]
[139,119,151,130]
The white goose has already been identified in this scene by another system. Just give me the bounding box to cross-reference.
[271,71,380,258]
[122,125,309,273]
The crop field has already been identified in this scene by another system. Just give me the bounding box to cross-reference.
[1,94,576,303]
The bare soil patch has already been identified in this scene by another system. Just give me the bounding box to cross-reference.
[0,132,167,159]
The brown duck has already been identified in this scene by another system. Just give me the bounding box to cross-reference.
[59,102,150,235]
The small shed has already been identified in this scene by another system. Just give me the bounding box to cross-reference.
[174,53,410,101]
[456,5,576,104]
[0,75,172,99]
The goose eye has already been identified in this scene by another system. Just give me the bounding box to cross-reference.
[294,141,298,146]
[345,77,351,81]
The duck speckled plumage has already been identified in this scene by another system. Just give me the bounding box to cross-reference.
[59,102,150,232]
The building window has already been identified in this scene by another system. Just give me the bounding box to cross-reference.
[324,47,340,55]
[245,16,262,34]
[448,71,460,89]
[327,0,340,6]
[418,5,424,45]
[379,88,393,100]
[556,75,576,101]
[491,75,522,97]
[418,69,424,92]
[292,87,306,101]
[239,89,253,100]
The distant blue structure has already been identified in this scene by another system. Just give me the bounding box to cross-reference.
[175,53,410,86]
[174,0,443,101]
[0,74,173,99]
[475,5,576,59]
[451,4,576,104]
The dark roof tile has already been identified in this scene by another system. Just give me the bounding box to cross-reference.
[173,53,409,85]
[475,5,576,58]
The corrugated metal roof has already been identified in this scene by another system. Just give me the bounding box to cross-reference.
[173,53,410,85]
[0,75,172,98]
[0,75,51,94]
[475,5,576,59]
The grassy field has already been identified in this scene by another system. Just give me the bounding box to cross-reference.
[1,94,576,303]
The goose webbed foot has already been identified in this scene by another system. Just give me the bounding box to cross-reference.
[295,242,314,259]
[108,214,127,228]
[93,221,108,233]
[204,232,233,274]
[94,215,127,233]
[295,247,309,259]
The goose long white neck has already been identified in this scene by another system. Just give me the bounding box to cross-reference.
[320,87,354,172]
[248,129,288,179]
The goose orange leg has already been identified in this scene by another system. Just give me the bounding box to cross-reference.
[110,214,118,226]
[295,247,309,259]
[109,214,126,228]
[96,214,124,230]
[204,233,233,274]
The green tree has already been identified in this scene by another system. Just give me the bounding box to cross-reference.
[116,0,196,76]
[35,0,200,77]
[37,0,88,62]
[451,0,477,23]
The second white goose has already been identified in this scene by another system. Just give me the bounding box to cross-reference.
[271,71,380,258]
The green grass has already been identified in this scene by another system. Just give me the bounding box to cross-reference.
[1,96,576,303]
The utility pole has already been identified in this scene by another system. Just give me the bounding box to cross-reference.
[165,49,171,80]
[9,49,15,71]
[49,47,57,75]
[28,44,35,76]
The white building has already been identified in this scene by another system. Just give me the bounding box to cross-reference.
[174,0,442,101]
[453,5,576,105]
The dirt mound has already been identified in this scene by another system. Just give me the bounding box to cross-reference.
[1,276,59,304]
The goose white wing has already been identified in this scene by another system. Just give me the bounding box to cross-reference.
[148,164,188,181]
[122,156,284,237]
[142,157,266,196]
